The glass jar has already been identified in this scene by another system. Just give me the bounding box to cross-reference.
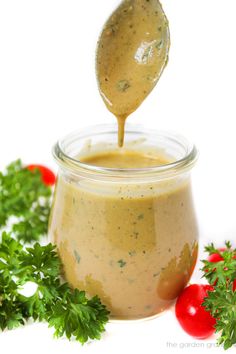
[49,124,198,320]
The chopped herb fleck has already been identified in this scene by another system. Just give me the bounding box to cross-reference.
[117,259,126,268]
[117,80,130,92]
[74,250,81,264]
[137,214,144,220]
[141,46,153,63]
[128,250,136,256]
[146,75,154,81]
[106,23,118,35]
[153,272,160,277]
[156,40,163,50]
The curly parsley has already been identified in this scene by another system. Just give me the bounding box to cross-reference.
[0,160,109,343]
[202,241,236,349]
[0,232,109,343]
[0,160,51,243]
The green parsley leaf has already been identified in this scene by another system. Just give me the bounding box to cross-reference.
[202,242,236,349]
[0,232,109,342]
[48,290,109,344]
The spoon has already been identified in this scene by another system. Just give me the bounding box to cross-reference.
[96,0,170,147]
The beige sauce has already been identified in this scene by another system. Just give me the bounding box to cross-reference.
[96,0,170,146]
[49,150,198,319]
[82,150,168,168]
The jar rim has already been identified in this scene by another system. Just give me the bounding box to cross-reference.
[53,124,198,180]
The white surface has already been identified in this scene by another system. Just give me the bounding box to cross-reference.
[0,0,236,353]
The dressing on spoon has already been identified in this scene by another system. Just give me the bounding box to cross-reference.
[96,0,170,147]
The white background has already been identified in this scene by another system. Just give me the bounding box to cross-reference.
[0,0,236,353]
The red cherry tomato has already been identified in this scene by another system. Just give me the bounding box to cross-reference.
[207,247,236,286]
[233,280,236,291]
[175,284,216,339]
[27,164,56,186]
[207,248,226,263]
[208,253,224,263]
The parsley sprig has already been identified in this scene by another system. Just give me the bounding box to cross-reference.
[0,160,109,343]
[0,232,109,343]
[202,242,236,349]
[0,160,51,243]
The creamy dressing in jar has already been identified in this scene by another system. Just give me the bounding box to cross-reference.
[49,127,198,319]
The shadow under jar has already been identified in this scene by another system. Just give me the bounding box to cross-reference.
[49,124,199,320]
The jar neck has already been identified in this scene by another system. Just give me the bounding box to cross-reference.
[53,124,198,182]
